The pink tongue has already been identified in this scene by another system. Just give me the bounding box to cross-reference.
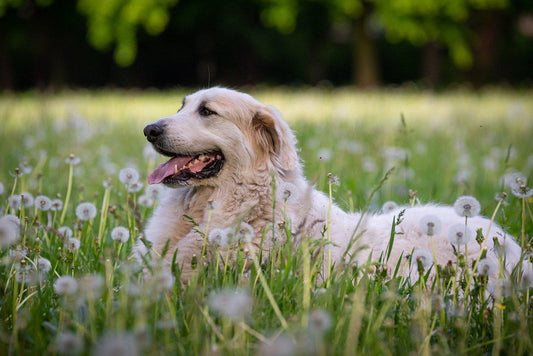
[148,156,193,184]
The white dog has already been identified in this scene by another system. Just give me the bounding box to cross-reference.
[136,87,524,283]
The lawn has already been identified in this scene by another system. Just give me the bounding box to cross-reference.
[0,87,532,355]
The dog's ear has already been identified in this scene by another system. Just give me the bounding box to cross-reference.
[252,105,300,175]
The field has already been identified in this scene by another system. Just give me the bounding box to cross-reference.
[0,87,532,355]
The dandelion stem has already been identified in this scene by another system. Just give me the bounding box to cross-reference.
[59,164,74,225]
[97,185,111,246]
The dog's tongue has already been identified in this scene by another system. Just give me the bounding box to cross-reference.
[148,156,192,184]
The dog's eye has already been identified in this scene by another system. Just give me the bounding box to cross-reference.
[198,106,217,117]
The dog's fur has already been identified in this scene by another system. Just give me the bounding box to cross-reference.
[136,87,523,282]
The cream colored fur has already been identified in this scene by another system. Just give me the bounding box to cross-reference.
[136,87,524,283]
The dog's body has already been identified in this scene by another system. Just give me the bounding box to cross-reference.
[136,87,522,282]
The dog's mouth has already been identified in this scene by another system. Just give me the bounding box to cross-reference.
[148,151,225,185]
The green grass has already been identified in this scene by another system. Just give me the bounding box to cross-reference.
[0,87,532,355]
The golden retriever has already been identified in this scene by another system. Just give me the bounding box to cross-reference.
[135,87,526,285]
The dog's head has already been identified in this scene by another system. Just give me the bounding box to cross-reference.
[144,87,300,188]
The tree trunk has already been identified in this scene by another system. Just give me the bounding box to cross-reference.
[421,42,441,87]
[352,16,380,88]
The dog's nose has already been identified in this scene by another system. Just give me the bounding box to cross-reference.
[144,123,164,142]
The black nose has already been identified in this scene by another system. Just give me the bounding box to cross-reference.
[144,123,164,142]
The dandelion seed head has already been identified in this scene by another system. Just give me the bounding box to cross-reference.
[55,331,84,355]
[362,157,377,173]
[277,181,299,202]
[79,274,105,300]
[259,333,294,356]
[111,226,130,243]
[327,173,340,186]
[511,183,533,199]
[19,162,32,174]
[447,224,473,246]
[317,148,332,162]
[119,167,140,185]
[208,228,230,247]
[65,154,81,165]
[102,178,112,189]
[58,226,73,240]
[50,198,63,211]
[521,261,533,289]
[145,184,165,200]
[207,288,252,321]
[453,195,481,217]
[143,143,158,159]
[418,214,442,236]
[0,182,4,195]
[0,214,20,247]
[477,258,497,277]
[91,332,138,356]
[489,278,512,298]
[127,181,143,193]
[35,195,52,211]
[75,202,97,221]
[381,201,399,214]
[53,276,78,296]
[411,249,433,268]
[37,257,52,273]
[235,222,255,243]
[137,195,154,207]
[19,192,34,208]
[67,238,81,250]
[147,270,175,292]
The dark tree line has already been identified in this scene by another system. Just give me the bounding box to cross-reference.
[0,0,532,90]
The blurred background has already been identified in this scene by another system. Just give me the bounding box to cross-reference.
[1,0,532,91]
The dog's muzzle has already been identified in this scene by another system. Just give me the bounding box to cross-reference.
[144,123,164,143]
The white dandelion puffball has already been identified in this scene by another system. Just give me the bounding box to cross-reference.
[381,201,399,214]
[9,195,22,210]
[58,226,73,240]
[127,181,143,193]
[511,184,533,199]
[277,181,299,203]
[20,192,34,208]
[235,222,255,243]
[0,182,4,195]
[317,148,332,162]
[65,154,81,165]
[145,184,165,200]
[0,214,21,247]
[76,202,97,221]
[35,195,52,211]
[91,332,138,356]
[489,278,512,298]
[412,249,433,268]
[208,228,230,248]
[53,276,78,296]
[137,195,154,207]
[419,215,442,236]
[50,198,64,211]
[147,270,175,292]
[501,172,527,190]
[55,331,84,355]
[37,257,52,273]
[207,288,252,321]
[79,274,105,300]
[476,258,497,277]
[111,226,130,243]
[119,167,140,185]
[308,309,332,335]
[66,238,81,251]
[453,195,481,217]
[447,224,473,246]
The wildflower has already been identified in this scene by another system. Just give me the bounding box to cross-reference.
[207,288,252,321]
[111,226,130,243]
[382,146,408,161]
[67,238,81,251]
[447,224,473,246]
[489,278,512,298]
[501,172,526,189]
[91,332,138,356]
[127,181,143,193]
[381,201,399,214]
[75,202,97,221]
[208,228,230,247]
[308,309,332,335]
[58,226,73,240]
[137,195,154,207]
[19,162,32,175]
[0,182,4,195]
[327,173,340,186]
[454,170,471,184]
[35,195,52,211]
[55,331,84,355]
[53,276,78,296]
[9,195,22,210]
[79,274,104,300]
[494,192,508,206]
[36,257,52,273]
[65,154,81,165]
[50,198,64,211]
[476,258,497,277]
[453,195,481,217]
[102,179,112,189]
[419,215,442,236]
[145,184,164,200]
[235,222,255,243]
[119,167,140,185]
[0,214,20,248]
[147,270,175,292]
[277,181,299,203]
[511,183,533,199]
[20,192,34,208]
[411,249,433,268]
[317,148,332,162]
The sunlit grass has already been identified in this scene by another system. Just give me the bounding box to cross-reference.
[0,87,532,355]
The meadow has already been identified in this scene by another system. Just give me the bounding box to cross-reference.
[0,87,532,355]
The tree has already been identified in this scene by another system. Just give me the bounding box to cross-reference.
[260,0,509,87]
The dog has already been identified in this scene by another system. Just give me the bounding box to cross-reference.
[135,87,525,284]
